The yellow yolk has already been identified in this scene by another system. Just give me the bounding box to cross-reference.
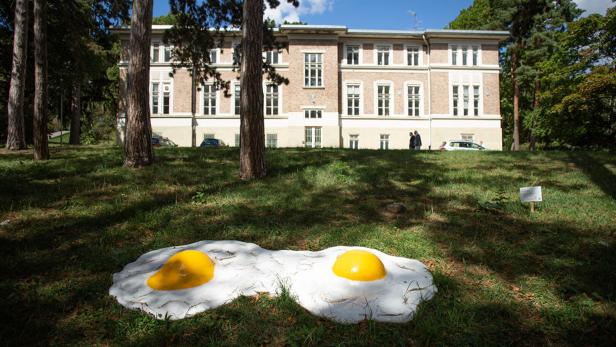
[147,250,215,290]
[332,250,386,281]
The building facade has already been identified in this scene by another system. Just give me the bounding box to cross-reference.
[114,25,508,150]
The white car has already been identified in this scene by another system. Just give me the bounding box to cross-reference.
[439,140,486,151]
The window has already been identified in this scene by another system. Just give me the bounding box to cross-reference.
[407,46,419,66]
[461,134,474,141]
[349,134,359,149]
[233,43,241,65]
[151,82,171,114]
[380,134,389,150]
[304,109,322,118]
[151,83,159,114]
[346,45,359,65]
[377,84,391,116]
[234,84,240,115]
[234,133,240,147]
[452,45,480,66]
[473,86,480,116]
[453,84,480,116]
[209,49,217,64]
[264,50,279,64]
[203,84,216,115]
[304,53,323,87]
[463,85,469,116]
[163,84,170,114]
[164,46,172,62]
[152,43,160,63]
[204,133,215,140]
[376,45,390,65]
[120,40,129,62]
[346,84,360,116]
[305,127,321,148]
[407,85,420,116]
[452,85,459,116]
[266,133,277,148]
[265,84,279,116]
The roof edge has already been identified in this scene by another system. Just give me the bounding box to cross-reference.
[110,25,509,41]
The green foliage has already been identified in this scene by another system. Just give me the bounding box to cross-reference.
[449,0,616,149]
[282,20,307,25]
[448,0,496,30]
[0,0,130,143]
[528,8,616,147]
[153,13,178,25]
[1,147,615,345]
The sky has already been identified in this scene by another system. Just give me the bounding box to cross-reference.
[153,0,614,30]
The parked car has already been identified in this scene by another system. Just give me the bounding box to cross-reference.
[152,137,177,147]
[200,138,225,148]
[440,140,485,151]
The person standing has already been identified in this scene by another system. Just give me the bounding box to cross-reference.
[409,132,416,150]
[414,130,422,150]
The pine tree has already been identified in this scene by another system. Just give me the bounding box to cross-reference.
[33,0,49,160]
[529,7,616,147]
[5,0,28,150]
[165,0,298,179]
[449,0,581,150]
[70,73,82,145]
[124,0,154,167]
[239,0,266,179]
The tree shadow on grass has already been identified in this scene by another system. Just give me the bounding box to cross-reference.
[0,148,446,345]
[567,152,616,201]
[418,152,616,345]
[1,148,615,345]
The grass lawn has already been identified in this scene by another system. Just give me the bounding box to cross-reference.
[0,146,615,346]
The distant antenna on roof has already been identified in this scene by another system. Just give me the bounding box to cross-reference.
[408,10,423,30]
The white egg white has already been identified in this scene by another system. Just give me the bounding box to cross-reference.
[109,240,278,320]
[109,241,437,323]
[278,246,437,323]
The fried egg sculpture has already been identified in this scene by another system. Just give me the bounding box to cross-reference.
[110,241,436,323]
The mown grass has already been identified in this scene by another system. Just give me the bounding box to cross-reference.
[0,146,615,346]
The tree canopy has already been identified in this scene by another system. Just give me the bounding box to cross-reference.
[0,0,130,145]
[449,0,614,149]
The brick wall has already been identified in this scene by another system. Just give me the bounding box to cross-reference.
[285,39,339,113]
[483,73,500,115]
[482,44,499,65]
[431,43,449,64]
[430,72,449,114]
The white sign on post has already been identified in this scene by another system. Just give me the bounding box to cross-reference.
[520,186,542,212]
[520,186,542,202]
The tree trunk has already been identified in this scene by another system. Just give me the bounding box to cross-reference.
[69,77,81,145]
[124,0,153,167]
[6,0,29,150]
[239,0,266,180]
[511,49,521,151]
[529,79,540,151]
[33,0,49,160]
[191,65,196,148]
